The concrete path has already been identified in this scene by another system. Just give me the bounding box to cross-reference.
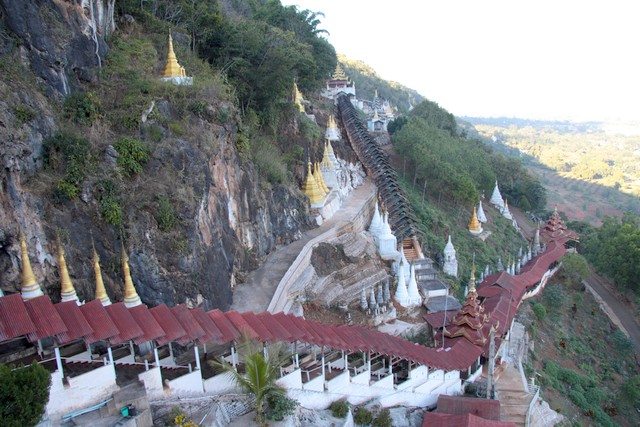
[230,181,376,313]
[496,365,530,427]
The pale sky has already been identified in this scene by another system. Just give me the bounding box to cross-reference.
[282,0,640,121]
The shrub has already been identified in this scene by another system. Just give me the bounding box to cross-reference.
[372,408,392,427]
[98,180,123,227]
[610,329,632,355]
[114,137,150,177]
[250,137,287,184]
[542,284,566,312]
[155,196,178,232]
[298,113,321,141]
[353,407,373,426]
[532,302,546,321]
[43,132,92,201]
[187,100,208,117]
[0,362,51,427]
[13,105,35,124]
[620,375,640,405]
[63,92,101,125]
[265,393,297,421]
[329,399,349,418]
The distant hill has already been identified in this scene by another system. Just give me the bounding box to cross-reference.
[338,54,424,113]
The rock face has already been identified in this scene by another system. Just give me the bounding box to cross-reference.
[0,1,311,311]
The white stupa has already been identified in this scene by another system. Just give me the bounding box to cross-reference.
[377,211,398,260]
[394,259,410,307]
[406,264,422,306]
[368,203,384,243]
[490,181,505,209]
[443,235,458,278]
[477,200,487,223]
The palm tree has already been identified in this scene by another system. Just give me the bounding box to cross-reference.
[214,340,289,425]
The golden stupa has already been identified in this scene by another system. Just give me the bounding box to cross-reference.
[57,240,79,303]
[314,162,330,195]
[162,33,187,78]
[301,161,324,206]
[468,206,483,235]
[121,244,142,308]
[93,246,111,306]
[19,233,43,300]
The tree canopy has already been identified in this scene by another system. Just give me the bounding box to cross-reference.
[0,363,51,427]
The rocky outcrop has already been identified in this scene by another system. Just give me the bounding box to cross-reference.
[0,1,312,311]
[0,0,115,95]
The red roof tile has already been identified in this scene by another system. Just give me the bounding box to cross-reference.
[0,294,37,341]
[272,313,307,341]
[105,303,144,345]
[224,311,259,340]
[190,307,223,344]
[208,309,239,343]
[128,305,165,345]
[150,304,186,346]
[436,395,502,420]
[256,312,293,342]
[79,300,119,344]
[240,312,275,341]
[55,301,93,345]
[171,305,205,344]
[23,295,67,342]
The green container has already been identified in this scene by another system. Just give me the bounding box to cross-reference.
[120,406,129,417]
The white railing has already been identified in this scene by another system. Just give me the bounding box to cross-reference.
[525,383,540,427]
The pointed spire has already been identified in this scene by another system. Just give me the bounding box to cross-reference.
[162,32,185,78]
[314,162,330,195]
[376,285,384,306]
[533,226,541,255]
[19,233,43,300]
[496,256,504,271]
[477,200,487,223]
[121,244,142,308]
[293,81,305,112]
[368,287,377,311]
[468,206,483,235]
[383,279,391,303]
[443,235,458,278]
[502,198,513,220]
[407,263,422,305]
[332,63,348,80]
[394,259,409,306]
[92,245,111,306]
[301,161,324,207]
[57,239,79,304]
[490,181,504,208]
[321,140,336,170]
[468,262,477,294]
[360,288,368,311]
[369,203,384,239]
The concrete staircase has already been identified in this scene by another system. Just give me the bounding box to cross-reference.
[495,365,531,426]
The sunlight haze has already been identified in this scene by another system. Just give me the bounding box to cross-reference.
[282,0,640,121]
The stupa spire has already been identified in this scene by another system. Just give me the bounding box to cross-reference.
[92,245,111,306]
[57,239,79,304]
[19,233,43,300]
[468,206,483,235]
[121,244,142,308]
[468,262,477,294]
[162,33,183,78]
[490,181,505,208]
[301,161,324,207]
[314,162,330,195]
[332,63,348,80]
[443,235,458,278]
[477,200,487,223]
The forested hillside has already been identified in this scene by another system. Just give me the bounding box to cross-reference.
[339,54,423,114]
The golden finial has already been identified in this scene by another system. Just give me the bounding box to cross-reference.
[468,260,477,294]
[468,206,482,234]
[332,64,348,80]
[321,141,334,169]
[301,161,324,206]
[57,238,79,303]
[162,32,184,78]
[92,244,111,306]
[121,243,142,307]
[293,81,305,112]
[314,162,330,195]
[327,114,337,129]
[19,233,43,299]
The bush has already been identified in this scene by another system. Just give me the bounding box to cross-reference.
[542,284,566,312]
[532,302,546,321]
[43,132,92,201]
[0,362,51,427]
[372,408,392,427]
[114,137,150,177]
[620,375,640,405]
[13,105,35,124]
[353,407,373,426]
[155,196,178,231]
[265,393,297,421]
[610,329,632,355]
[329,399,349,418]
[63,92,101,125]
[98,180,123,227]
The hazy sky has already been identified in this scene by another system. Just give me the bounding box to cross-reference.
[281,0,640,121]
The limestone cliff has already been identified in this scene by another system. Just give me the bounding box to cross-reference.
[0,0,312,310]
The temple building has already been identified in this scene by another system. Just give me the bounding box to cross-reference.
[325,115,341,141]
[477,200,487,223]
[540,207,579,243]
[443,265,488,347]
[160,33,192,86]
[490,181,504,210]
[443,235,458,278]
[468,206,483,236]
[367,110,386,132]
[323,64,356,100]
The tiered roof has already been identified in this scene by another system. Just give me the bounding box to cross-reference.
[540,208,578,242]
[443,268,488,346]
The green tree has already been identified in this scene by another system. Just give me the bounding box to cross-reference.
[561,253,590,285]
[0,363,51,427]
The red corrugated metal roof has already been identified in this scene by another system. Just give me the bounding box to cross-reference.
[240,312,275,341]
[224,311,259,340]
[436,395,502,420]
[272,313,307,341]
[0,293,37,341]
[256,312,293,342]
[190,307,223,344]
[171,305,206,344]
[79,300,119,344]
[423,311,456,329]
[208,309,239,343]
[422,413,515,427]
[150,304,186,346]
[128,305,166,345]
[55,301,93,345]
[23,295,67,342]
[105,303,144,345]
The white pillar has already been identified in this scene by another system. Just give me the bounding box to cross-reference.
[129,341,135,359]
[295,353,299,368]
[231,346,237,368]
[322,353,325,377]
[168,342,175,363]
[154,347,160,367]
[194,345,201,371]
[54,347,64,377]
[107,347,114,365]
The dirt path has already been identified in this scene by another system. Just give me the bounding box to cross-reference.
[230,180,376,313]
[584,271,640,353]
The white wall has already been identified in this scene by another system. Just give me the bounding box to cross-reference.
[46,364,118,418]
[138,366,164,399]
[326,371,350,392]
[166,370,203,396]
[276,369,303,390]
[203,372,239,394]
[350,369,370,386]
[302,373,325,392]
